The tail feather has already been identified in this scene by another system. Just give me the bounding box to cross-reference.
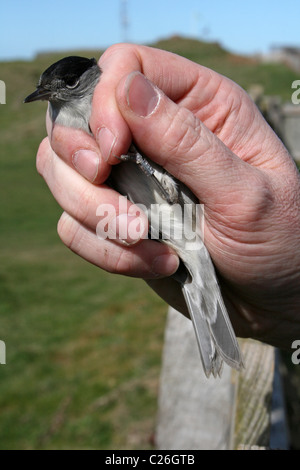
[182,284,218,377]
[208,293,243,370]
[182,268,243,376]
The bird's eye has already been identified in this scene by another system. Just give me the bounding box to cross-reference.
[65,77,80,89]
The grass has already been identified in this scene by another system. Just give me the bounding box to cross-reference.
[0,242,166,449]
[0,36,299,449]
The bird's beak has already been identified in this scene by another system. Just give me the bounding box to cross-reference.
[24,87,52,103]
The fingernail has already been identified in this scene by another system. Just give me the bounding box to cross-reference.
[108,213,147,245]
[152,254,179,276]
[97,127,116,162]
[126,72,160,117]
[72,149,100,182]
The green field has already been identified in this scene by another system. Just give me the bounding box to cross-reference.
[0,37,299,449]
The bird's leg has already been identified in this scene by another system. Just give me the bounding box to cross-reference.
[119,150,155,177]
[119,146,178,204]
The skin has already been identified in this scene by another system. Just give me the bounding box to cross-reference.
[36,43,300,349]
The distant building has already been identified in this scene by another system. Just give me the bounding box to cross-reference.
[262,46,300,71]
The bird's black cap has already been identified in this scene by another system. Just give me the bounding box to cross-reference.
[24,56,99,103]
[41,56,98,86]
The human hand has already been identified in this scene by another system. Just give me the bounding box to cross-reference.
[37,44,300,348]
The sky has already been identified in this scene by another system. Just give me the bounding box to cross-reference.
[0,0,299,61]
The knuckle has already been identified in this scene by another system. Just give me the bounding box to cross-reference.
[111,249,133,275]
[162,107,206,162]
[246,172,274,220]
[212,171,274,233]
[57,213,80,252]
[73,185,95,227]
[36,137,52,176]
[100,43,140,67]
[231,171,274,228]
[100,244,133,276]
[57,213,68,241]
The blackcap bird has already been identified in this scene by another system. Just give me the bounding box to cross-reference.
[24,56,243,377]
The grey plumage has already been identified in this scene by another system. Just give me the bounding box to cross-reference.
[24,56,243,377]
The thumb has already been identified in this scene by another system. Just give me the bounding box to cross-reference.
[115,71,260,209]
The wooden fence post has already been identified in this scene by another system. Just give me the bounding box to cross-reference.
[156,308,279,450]
[233,339,275,449]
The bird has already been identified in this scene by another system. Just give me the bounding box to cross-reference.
[24,56,243,377]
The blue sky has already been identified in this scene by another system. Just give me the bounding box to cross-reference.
[1,0,299,61]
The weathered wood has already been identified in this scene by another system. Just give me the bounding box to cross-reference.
[155,308,234,449]
[156,309,276,450]
[237,444,268,450]
[232,339,275,449]
[156,308,236,450]
[248,86,300,163]
[280,103,300,162]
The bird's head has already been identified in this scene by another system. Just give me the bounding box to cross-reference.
[24,56,101,104]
